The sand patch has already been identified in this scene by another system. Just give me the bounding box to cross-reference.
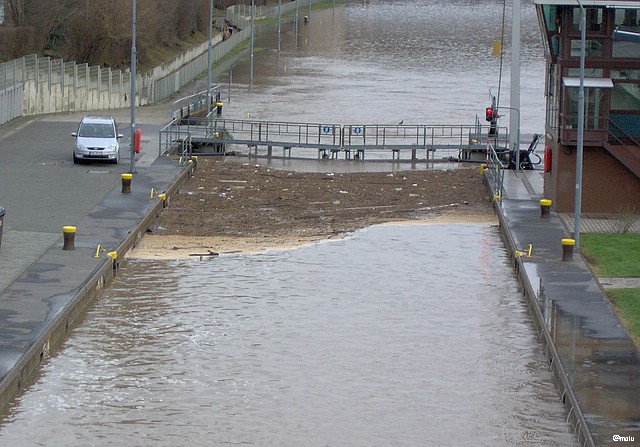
[127,213,497,260]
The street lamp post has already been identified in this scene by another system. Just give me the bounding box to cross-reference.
[206,0,213,115]
[129,0,137,174]
[574,0,586,249]
[510,0,521,171]
[277,0,281,53]
[250,0,255,88]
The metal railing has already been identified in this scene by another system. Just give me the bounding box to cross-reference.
[608,116,640,148]
[212,119,342,148]
[342,123,503,152]
[0,83,23,125]
[150,29,248,104]
[171,87,223,122]
[159,117,510,161]
[484,142,506,202]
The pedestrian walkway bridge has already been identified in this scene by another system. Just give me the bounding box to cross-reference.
[159,116,511,162]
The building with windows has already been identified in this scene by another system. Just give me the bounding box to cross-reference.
[534,0,640,214]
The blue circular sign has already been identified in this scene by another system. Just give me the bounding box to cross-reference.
[354,127,362,135]
[323,126,331,134]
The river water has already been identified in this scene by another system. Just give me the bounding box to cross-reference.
[219,0,546,134]
[0,1,579,446]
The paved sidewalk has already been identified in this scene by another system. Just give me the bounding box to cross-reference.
[497,169,640,446]
[598,277,640,289]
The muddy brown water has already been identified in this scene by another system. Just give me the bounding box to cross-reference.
[0,1,580,446]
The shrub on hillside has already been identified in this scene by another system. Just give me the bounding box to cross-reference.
[0,0,216,69]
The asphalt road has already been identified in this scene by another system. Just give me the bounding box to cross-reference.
[0,109,166,234]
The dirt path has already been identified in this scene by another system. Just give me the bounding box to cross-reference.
[129,158,497,259]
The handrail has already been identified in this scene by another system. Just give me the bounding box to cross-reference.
[159,116,512,159]
[484,142,506,202]
[608,117,640,148]
[172,87,222,121]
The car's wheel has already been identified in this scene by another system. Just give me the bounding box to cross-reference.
[73,153,81,164]
[111,149,120,165]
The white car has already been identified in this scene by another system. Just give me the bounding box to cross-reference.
[72,116,123,164]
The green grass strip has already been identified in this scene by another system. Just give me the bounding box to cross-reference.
[580,233,640,277]
[608,288,640,345]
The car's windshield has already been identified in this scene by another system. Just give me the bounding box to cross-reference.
[78,122,115,138]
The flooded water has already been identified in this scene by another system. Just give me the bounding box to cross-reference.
[212,0,546,165]
[0,1,579,446]
[219,0,545,135]
[0,225,576,446]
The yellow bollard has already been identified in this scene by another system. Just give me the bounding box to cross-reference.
[121,173,133,194]
[540,199,552,218]
[562,238,575,262]
[107,251,118,269]
[480,164,486,175]
[63,226,76,250]
[158,193,167,208]
[216,102,223,116]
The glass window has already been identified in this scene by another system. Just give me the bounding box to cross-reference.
[571,39,603,57]
[612,70,640,81]
[611,83,640,111]
[542,5,560,34]
[565,87,607,130]
[542,5,561,57]
[613,40,640,58]
[611,70,640,112]
[614,8,640,31]
[571,8,604,34]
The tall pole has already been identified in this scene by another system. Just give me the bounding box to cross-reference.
[510,0,521,171]
[207,0,213,114]
[277,0,281,53]
[250,0,255,88]
[129,0,137,174]
[295,0,299,36]
[575,1,586,249]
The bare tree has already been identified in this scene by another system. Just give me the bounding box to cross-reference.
[1,0,217,68]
